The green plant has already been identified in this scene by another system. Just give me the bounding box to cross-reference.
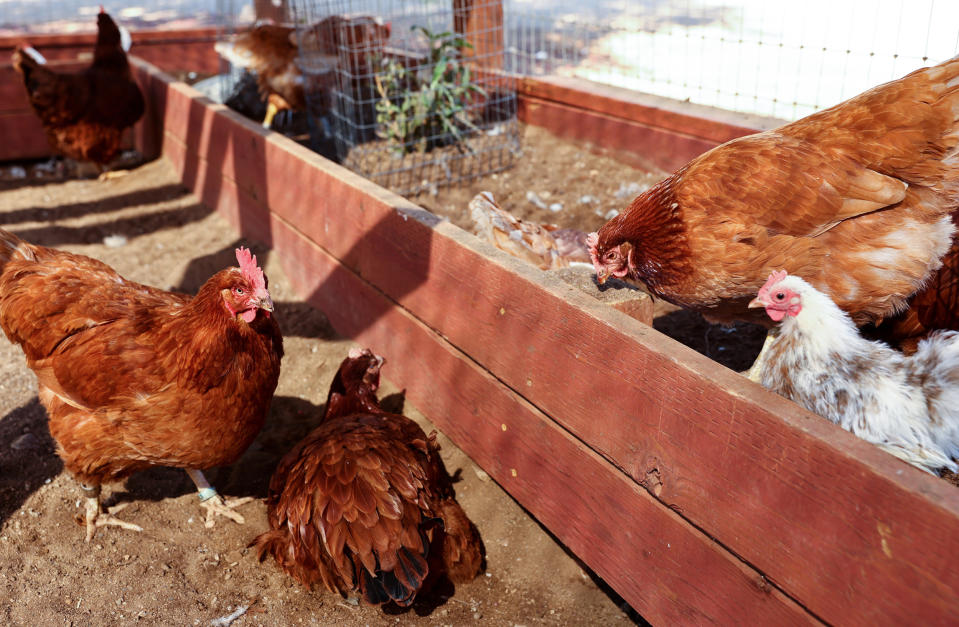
[374,26,487,155]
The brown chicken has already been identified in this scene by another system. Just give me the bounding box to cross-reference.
[0,229,283,541]
[470,191,591,270]
[253,348,483,607]
[588,56,959,345]
[12,9,145,177]
[216,16,390,129]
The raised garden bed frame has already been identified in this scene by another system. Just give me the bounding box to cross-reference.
[1,28,958,625]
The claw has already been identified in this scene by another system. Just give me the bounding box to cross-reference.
[199,494,255,528]
[84,497,143,542]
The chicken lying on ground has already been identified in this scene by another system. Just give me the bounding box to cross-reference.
[253,348,483,607]
[749,270,959,474]
[0,230,283,541]
[469,192,591,270]
[588,56,959,371]
[216,16,390,129]
[12,8,144,179]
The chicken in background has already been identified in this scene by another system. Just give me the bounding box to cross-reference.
[215,15,390,130]
[749,270,959,475]
[11,8,144,180]
[0,230,283,541]
[253,348,483,607]
[215,23,307,130]
[588,56,959,371]
[470,191,591,270]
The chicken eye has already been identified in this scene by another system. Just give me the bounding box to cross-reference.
[233,287,245,296]
[775,292,785,300]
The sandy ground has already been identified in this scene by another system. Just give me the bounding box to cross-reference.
[0,159,643,626]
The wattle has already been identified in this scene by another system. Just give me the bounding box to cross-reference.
[240,308,257,323]
[766,307,786,322]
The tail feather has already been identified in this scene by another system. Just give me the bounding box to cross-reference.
[437,499,484,583]
[0,228,34,271]
[909,330,959,470]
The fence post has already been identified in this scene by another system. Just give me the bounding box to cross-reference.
[452,0,504,71]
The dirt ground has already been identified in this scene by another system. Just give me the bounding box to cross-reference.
[0,159,644,626]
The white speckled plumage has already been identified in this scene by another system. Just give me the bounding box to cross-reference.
[753,273,959,474]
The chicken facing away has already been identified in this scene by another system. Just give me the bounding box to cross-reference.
[253,349,483,607]
[749,271,959,474]
[12,8,144,178]
[216,16,390,129]
[469,191,591,270]
[0,230,283,541]
[588,56,959,355]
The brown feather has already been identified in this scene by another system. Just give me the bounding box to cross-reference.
[0,228,283,487]
[593,56,959,329]
[11,11,144,166]
[252,350,483,607]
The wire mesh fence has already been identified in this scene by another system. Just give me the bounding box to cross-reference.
[505,0,959,121]
[0,0,243,35]
[290,0,519,195]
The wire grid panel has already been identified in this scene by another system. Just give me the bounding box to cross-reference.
[291,0,519,195]
[505,0,959,121]
[0,0,242,36]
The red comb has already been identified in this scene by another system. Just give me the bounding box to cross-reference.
[757,269,788,300]
[99,5,105,13]
[235,247,266,293]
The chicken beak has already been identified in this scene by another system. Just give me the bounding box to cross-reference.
[596,269,609,285]
[747,297,764,309]
[257,295,275,312]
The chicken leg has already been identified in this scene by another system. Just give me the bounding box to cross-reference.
[81,483,143,542]
[185,468,254,528]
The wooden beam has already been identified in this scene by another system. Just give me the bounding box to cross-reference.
[453,0,504,71]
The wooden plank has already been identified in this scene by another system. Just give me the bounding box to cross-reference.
[142,62,959,624]
[519,95,720,172]
[0,112,48,161]
[0,29,221,74]
[453,0,505,71]
[519,75,782,143]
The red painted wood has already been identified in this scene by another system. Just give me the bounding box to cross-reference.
[519,95,719,173]
[140,60,959,625]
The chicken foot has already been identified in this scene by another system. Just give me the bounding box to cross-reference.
[185,468,254,528]
[743,332,775,383]
[81,483,143,542]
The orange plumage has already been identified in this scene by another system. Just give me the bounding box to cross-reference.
[11,10,144,169]
[0,228,282,538]
[253,349,483,607]
[589,56,959,338]
[217,16,390,127]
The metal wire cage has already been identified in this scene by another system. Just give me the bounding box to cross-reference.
[290,0,519,195]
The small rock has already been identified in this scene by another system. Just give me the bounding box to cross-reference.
[578,194,598,205]
[525,191,548,210]
[10,433,39,451]
[473,468,491,482]
[548,202,563,212]
[103,234,128,248]
[604,209,620,220]
[473,612,482,620]
[8,166,26,179]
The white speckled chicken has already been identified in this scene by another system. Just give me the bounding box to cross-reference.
[749,270,959,474]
